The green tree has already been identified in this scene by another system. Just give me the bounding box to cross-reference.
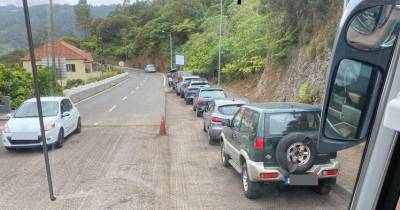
[74,0,93,38]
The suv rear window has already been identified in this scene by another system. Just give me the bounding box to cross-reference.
[200,90,226,98]
[265,112,320,136]
[218,104,243,115]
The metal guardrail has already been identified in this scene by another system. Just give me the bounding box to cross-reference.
[0,96,11,113]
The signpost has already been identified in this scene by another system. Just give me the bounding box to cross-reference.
[175,54,185,67]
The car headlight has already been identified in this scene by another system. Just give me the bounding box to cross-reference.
[45,122,55,131]
[3,124,10,133]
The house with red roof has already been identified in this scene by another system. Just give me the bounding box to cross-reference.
[21,40,100,82]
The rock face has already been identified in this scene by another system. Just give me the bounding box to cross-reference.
[254,47,331,105]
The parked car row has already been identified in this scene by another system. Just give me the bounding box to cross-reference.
[170,72,340,199]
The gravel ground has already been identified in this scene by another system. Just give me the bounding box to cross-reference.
[0,73,354,209]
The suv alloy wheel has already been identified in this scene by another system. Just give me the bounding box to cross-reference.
[241,162,261,199]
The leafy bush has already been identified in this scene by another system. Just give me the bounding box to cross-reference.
[65,79,85,89]
[0,65,63,109]
[0,65,33,109]
[299,82,320,104]
[37,67,63,96]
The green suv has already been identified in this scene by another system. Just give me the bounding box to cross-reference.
[220,102,339,199]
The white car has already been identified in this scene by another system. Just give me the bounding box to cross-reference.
[2,97,81,150]
[144,64,156,73]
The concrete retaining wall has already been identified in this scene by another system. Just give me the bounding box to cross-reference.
[64,72,129,103]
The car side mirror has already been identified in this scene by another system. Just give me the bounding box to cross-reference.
[62,112,70,118]
[6,113,12,119]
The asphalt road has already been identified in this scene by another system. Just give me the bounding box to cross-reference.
[0,68,351,209]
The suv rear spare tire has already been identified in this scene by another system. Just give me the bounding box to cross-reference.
[275,132,316,173]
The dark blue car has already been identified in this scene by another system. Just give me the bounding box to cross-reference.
[192,88,226,117]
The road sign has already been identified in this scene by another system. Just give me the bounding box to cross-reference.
[175,55,185,66]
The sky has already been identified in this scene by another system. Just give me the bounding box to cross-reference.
[0,0,124,6]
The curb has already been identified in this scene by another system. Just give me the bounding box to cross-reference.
[332,184,352,202]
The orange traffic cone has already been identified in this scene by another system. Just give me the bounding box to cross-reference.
[159,116,166,135]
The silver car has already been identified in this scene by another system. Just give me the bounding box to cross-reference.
[176,75,200,96]
[203,98,247,145]
[144,64,156,73]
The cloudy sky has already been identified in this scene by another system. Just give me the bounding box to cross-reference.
[0,0,124,6]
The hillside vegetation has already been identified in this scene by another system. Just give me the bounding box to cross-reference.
[81,0,340,80]
[0,4,116,56]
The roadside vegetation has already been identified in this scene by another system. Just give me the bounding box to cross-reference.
[0,65,62,108]
[0,0,341,106]
[68,0,340,103]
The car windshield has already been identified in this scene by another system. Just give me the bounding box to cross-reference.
[191,82,208,86]
[200,90,226,98]
[265,112,320,136]
[14,101,58,118]
[218,104,243,115]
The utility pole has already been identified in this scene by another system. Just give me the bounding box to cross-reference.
[22,0,56,201]
[169,32,173,71]
[162,30,173,71]
[48,0,57,93]
[218,0,223,87]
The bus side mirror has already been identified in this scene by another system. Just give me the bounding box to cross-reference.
[318,2,399,153]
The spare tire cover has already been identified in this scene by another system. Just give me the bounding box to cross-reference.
[275,132,316,173]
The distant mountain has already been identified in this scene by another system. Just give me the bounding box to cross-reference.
[0,4,116,55]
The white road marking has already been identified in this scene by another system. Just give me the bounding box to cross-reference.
[122,96,127,101]
[75,78,129,105]
[93,122,98,126]
[108,105,117,112]
[136,86,139,90]
[130,90,134,95]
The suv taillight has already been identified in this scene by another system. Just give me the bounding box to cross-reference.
[211,117,222,123]
[197,99,204,105]
[255,137,264,150]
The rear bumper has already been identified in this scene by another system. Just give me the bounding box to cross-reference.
[246,159,340,183]
[208,126,222,139]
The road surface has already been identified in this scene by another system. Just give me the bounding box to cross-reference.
[0,68,351,209]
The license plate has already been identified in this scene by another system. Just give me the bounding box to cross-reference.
[11,132,38,140]
[285,174,318,186]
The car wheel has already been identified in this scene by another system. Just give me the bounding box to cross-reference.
[185,99,190,105]
[275,132,316,173]
[75,117,81,134]
[242,162,261,199]
[208,136,215,145]
[203,121,207,132]
[193,105,196,111]
[176,91,179,96]
[56,128,64,148]
[196,110,203,117]
[221,141,230,167]
[5,147,15,151]
[312,178,335,195]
